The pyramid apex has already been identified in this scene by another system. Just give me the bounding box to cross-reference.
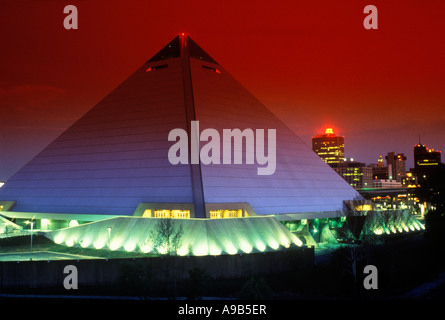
[148,34,218,65]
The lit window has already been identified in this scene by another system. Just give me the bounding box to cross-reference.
[153,209,190,219]
[142,209,152,218]
[201,65,221,73]
[210,209,243,218]
[146,64,168,72]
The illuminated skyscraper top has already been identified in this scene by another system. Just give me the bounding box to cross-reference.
[312,128,345,166]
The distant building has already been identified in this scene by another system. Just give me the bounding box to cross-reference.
[368,155,389,180]
[402,171,418,187]
[312,128,345,166]
[332,160,373,189]
[385,152,407,182]
[413,144,442,181]
[372,179,402,188]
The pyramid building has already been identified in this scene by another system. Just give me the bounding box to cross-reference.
[0,34,361,222]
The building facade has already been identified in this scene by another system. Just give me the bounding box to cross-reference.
[385,152,407,182]
[332,160,373,189]
[312,128,345,166]
[414,144,442,181]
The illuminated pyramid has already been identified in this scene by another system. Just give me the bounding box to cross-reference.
[0,34,361,219]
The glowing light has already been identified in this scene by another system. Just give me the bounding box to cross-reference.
[177,246,189,256]
[157,245,168,255]
[41,219,51,230]
[374,228,383,235]
[140,243,153,253]
[65,238,74,247]
[255,241,266,252]
[278,234,292,248]
[208,242,222,256]
[193,244,208,256]
[124,241,136,252]
[325,128,334,134]
[356,205,373,211]
[110,239,123,251]
[93,237,107,250]
[239,240,253,254]
[0,182,5,188]
[267,239,279,250]
[292,236,303,247]
[223,241,238,255]
[69,220,79,228]
[80,237,93,248]
[54,233,64,244]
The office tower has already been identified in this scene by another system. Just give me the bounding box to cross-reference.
[414,144,442,180]
[385,152,407,182]
[312,128,345,166]
[332,159,373,189]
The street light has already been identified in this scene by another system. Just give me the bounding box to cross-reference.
[107,226,112,260]
[25,220,35,261]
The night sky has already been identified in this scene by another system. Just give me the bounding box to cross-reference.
[1,0,444,180]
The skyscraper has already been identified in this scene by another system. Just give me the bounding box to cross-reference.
[312,128,345,166]
[414,144,442,181]
[332,160,373,189]
[385,152,407,182]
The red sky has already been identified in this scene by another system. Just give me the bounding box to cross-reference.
[1,0,444,180]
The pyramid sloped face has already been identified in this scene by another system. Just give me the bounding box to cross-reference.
[0,58,194,215]
[189,57,361,215]
[0,35,361,217]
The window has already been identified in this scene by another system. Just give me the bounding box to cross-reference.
[201,65,221,73]
[142,209,152,217]
[146,64,168,72]
[153,209,190,219]
[210,209,243,219]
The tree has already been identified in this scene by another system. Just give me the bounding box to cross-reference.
[147,218,184,299]
[149,218,184,256]
[335,198,372,296]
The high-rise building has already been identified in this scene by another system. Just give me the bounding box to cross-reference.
[369,155,389,180]
[332,160,373,189]
[312,128,345,166]
[414,144,442,181]
[385,152,407,182]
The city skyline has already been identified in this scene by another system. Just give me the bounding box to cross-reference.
[1,0,444,180]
